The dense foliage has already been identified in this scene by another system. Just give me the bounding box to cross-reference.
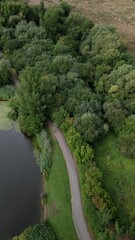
[1,0,135,239]
[12,222,57,240]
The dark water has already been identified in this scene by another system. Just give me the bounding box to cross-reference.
[0,130,42,240]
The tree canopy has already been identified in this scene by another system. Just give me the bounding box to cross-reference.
[1,0,135,239]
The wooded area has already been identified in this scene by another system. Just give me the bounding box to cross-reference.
[1,0,135,239]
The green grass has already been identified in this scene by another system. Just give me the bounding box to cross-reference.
[0,101,20,131]
[95,132,135,228]
[45,134,78,240]
[0,101,12,130]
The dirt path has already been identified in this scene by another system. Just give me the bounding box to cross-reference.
[49,122,91,240]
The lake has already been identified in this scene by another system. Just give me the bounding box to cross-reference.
[0,130,42,240]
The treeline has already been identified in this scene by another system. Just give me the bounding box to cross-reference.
[1,0,135,239]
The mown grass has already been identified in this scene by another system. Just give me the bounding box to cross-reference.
[95,132,135,227]
[45,133,78,240]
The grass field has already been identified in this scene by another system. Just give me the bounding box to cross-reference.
[29,0,135,53]
[45,134,78,240]
[95,132,135,228]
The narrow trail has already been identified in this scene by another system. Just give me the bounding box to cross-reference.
[49,122,92,240]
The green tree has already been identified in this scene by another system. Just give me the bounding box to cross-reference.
[16,67,47,136]
[43,4,68,40]
[39,0,45,25]
[75,112,103,143]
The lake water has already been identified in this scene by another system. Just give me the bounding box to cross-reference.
[0,130,42,240]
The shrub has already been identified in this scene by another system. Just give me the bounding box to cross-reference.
[12,221,57,240]
[84,165,116,222]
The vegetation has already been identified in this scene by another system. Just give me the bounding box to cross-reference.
[12,221,57,240]
[45,132,78,240]
[1,0,135,239]
[15,67,47,136]
[0,101,19,131]
[34,130,52,178]
[0,85,14,101]
[66,0,135,53]
[0,102,13,130]
[95,133,135,232]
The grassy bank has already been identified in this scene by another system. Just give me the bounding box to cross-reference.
[45,133,78,240]
[95,132,135,227]
[0,101,19,131]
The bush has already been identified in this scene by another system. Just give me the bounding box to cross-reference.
[84,165,116,223]
[64,125,94,165]
[12,221,57,240]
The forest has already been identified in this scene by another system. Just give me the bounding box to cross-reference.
[1,0,135,239]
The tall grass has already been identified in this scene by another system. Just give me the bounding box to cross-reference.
[34,130,52,178]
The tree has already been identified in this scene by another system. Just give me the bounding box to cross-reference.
[43,4,67,40]
[39,0,45,25]
[16,67,47,136]
[15,20,47,42]
[65,12,93,39]
[75,112,104,143]
[0,0,28,27]
[51,54,74,74]
[103,100,127,133]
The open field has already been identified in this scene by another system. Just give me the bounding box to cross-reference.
[29,0,135,53]
[45,133,78,240]
[95,132,135,227]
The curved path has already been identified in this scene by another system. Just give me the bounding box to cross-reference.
[49,122,91,240]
